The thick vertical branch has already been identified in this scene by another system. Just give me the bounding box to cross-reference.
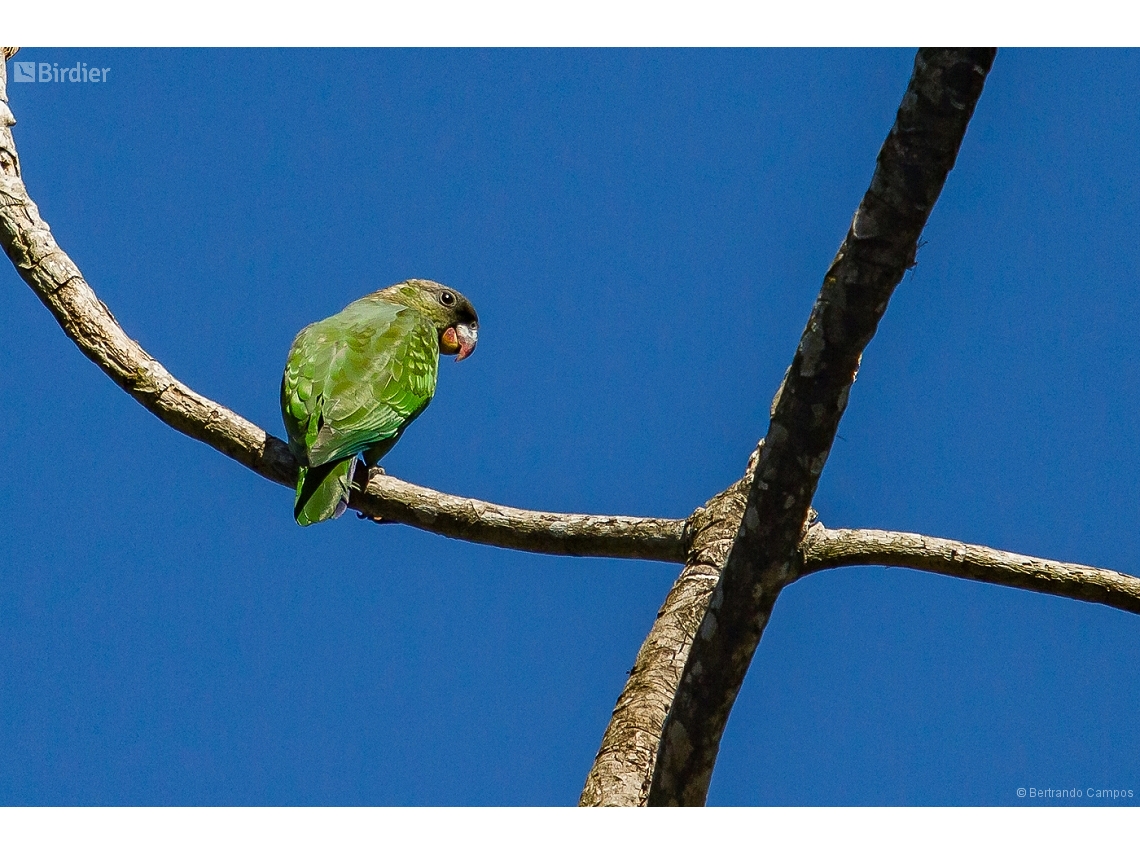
[580,471,753,806]
[647,48,997,806]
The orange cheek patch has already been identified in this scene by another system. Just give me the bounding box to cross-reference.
[441,327,459,353]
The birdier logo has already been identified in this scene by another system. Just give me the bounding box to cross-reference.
[12,61,110,83]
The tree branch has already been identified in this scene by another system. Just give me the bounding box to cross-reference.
[355,473,686,561]
[647,48,999,806]
[800,527,1140,615]
[0,55,686,565]
[583,493,1140,805]
[580,468,753,806]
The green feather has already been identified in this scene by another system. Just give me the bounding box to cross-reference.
[280,280,476,526]
[294,458,356,526]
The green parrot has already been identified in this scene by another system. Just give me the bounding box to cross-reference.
[280,279,479,526]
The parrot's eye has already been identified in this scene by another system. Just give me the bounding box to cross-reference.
[439,291,456,307]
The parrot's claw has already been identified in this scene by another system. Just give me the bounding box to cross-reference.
[356,511,395,525]
[352,465,392,523]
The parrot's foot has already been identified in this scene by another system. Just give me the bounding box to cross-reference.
[349,461,384,490]
[351,464,393,523]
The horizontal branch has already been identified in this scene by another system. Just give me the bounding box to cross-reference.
[800,526,1140,615]
[0,56,685,565]
[353,475,686,561]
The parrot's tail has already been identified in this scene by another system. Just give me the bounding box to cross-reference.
[294,457,358,526]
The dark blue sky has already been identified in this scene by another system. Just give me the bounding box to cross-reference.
[2,49,1138,806]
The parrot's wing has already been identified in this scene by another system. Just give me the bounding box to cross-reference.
[282,299,439,468]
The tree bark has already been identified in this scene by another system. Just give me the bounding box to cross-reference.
[802,527,1140,615]
[580,468,754,805]
[645,48,998,807]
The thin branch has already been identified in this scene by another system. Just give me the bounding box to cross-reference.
[0,56,685,565]
[648,48,998,806]
[800,527,1140,615]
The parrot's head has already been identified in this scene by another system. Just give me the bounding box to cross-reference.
[376,279,479,362]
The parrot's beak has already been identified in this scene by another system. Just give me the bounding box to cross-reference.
[442,323,478,362]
